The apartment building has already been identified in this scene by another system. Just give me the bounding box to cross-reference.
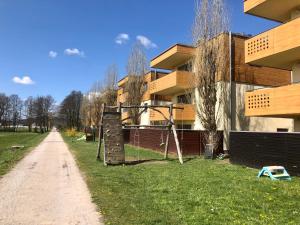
[149,33,294,149]
[243,0,300,130]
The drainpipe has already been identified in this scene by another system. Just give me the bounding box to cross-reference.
[228,32,233,151]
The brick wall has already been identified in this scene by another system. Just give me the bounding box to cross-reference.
[123,129,223,156]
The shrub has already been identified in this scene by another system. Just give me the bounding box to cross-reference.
[65,128,78,138]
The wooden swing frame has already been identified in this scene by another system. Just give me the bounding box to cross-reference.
[96,103,184,164]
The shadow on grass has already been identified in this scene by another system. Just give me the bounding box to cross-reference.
[97,157,200,166]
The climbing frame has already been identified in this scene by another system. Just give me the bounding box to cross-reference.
[102,111,125,165]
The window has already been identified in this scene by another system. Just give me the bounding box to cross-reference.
[277,128,288,132]
[177,94,191,104]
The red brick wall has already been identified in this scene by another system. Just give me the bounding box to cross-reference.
[123,129,223,156]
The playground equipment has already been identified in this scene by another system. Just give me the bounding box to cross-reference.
[96,103,184,165]
[257,166,291,181]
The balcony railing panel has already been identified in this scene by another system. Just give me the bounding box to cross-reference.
[245,83,300,117]
[149,71,193,95]
[150,104,195,121]
[245,17,300,70]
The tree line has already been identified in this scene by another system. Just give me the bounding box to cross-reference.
[0,93,55,132]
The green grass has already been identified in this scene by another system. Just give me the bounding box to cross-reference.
[63,134,300,225]
[0,131,48,176]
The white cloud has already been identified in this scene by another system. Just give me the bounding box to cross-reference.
[12,76,35,85]
[49,51,58,58]
[64,48,85,57]
[136,35,157,49]
[115,33,130,45]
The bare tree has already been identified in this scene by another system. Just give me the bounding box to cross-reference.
[59,91,83,131]
[0,93,9,128]
[43,95,55,131]
[125,43,148,124]
[80,95,93,127]
[192,0,229,154]
[24,96,35,132]
[9,95,23,131]
[102,64,118,106]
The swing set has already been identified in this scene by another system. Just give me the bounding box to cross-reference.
[96,103,185,165]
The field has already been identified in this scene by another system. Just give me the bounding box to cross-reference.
[0,132,48,176]
[63,134,300,225]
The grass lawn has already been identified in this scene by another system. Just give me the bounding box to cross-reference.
[0,131,48,176]
[63,134,300,225]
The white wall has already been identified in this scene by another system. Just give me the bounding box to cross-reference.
[193,82,294,150]
[140,100,152,126]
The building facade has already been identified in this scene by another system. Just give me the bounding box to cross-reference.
[243,0,300,130]
[117,32,296,150]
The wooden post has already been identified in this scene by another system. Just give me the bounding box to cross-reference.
[96,103,105,160]
[117,102,122,113]
[164,105,172,159]
[172,124,183,164]
[169,104,183,164]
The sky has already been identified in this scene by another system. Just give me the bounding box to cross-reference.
[0,0,279,103]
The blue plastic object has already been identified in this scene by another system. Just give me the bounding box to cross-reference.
[257,166,291,181]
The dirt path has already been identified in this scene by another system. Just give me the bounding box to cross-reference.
[0,130,103,225]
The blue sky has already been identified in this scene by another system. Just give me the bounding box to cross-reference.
[0,0,278,103]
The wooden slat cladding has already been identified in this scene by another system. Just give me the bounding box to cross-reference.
[123,129,223,156]
[150,104,195,121]
[244,0,300,23]
[233,35,291,86]
[150,44,195,70]
[245,17,300,70]
[149,71,193,95]
[245,83,300,117]
[230,132,300,176]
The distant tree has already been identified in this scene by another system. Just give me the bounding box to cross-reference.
[80,64,118,128]
[80,95,93,127]
[43,95,55,131]
[32,95,55,133]
[59,91,83,131]
[24,96,35,132]
[102,64,118,106]
[0,93,9,128]
[9,94,23,131]
[125,43,148,124]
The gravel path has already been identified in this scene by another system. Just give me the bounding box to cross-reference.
[0,130,103,225]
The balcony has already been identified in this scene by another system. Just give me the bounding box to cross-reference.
[245,83,300,117]
[150,44,195,70]
[245,17,300,70]
[150,104,195,121]
[244,0,300,22]
[149,71,193,95]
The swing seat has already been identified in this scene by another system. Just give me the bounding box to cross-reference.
[257,166,291,181]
